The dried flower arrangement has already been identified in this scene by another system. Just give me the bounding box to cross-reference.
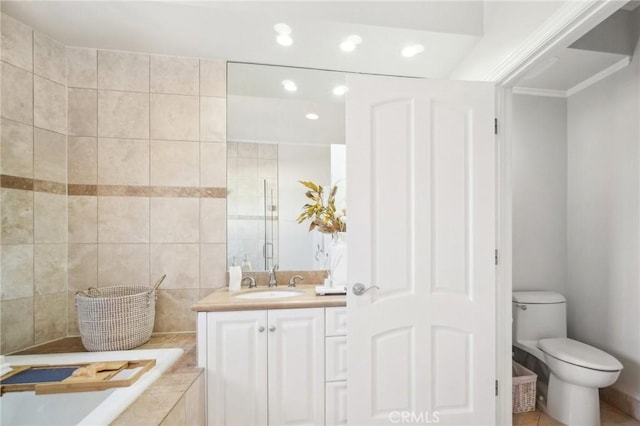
[296,180,346,234]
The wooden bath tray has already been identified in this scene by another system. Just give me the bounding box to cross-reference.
[0,359,155,395]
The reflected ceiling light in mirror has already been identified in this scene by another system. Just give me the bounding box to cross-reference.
[332,85,348,96]
[305,113,319,120]
[274,23,291,34]
[401,44,425,58]
[340,35,362,52]
[281,80,297,92]
[274,23,293,46]
[277,34,293,46]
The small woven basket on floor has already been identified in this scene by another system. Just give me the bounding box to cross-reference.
[512,361,537,413]
[76,275,165,352]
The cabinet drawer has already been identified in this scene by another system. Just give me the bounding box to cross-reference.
[325,307,347,336]
[326,381,347,426]
[326,336,347,382]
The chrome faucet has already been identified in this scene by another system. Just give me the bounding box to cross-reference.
[268,264,279,287]
[242,276,256,289]
[288,275,304,287]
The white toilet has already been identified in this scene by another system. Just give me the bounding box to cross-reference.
[512,291,623,426]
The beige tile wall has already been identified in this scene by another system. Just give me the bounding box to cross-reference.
[66,47,227,335]
[1,13,68,353]
[1,12,227,353]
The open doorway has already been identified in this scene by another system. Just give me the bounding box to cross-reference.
[499,4,640,424]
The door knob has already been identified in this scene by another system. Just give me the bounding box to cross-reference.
[269,326,276,332]
[352,283,380,296]
[258,326,265,333]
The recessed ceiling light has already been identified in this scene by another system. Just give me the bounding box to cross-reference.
[277,34,293,46]
[401,44,425,58]
[281,80,297,92]
[306,113,319,120]
[274,23,292,35]
[340,35,362,52]
[332,85,348,96]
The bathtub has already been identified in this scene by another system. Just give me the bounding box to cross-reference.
[0,348,183,426]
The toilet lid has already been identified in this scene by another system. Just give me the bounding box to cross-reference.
[538,338,623,371]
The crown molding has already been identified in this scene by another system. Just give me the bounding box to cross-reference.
[512,87,567,98]
[566,56,631,96]
[492,0,625,87]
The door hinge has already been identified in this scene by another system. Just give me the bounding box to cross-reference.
[494,118,498,135]
[495,380,499,396]
[495,249,498,266]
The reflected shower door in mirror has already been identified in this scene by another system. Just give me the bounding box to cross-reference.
[227,63,347,275]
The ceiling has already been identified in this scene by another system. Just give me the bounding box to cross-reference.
[513,6,638,97]
[515,48,629,94]
[1,1,483,79]
[4,1,635,100]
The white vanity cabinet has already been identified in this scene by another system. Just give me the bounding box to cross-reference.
[325,307,347,426]
[199,307,326,426]
[201,310,268,426]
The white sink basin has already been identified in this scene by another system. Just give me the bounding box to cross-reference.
[235,290,303,300]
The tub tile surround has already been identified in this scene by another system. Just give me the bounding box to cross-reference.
[1,12,228,354]
[1,13,68,354]
[66,46,228,340]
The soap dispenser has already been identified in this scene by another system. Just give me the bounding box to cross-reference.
[229,257,242,292]
[241,254,252,272]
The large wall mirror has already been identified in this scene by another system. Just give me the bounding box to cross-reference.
[227,63,347,274]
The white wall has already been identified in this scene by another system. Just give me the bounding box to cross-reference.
[512,95,567,292]
[278,144,331,270]
[567,52,640,400]
[450,1,565,80]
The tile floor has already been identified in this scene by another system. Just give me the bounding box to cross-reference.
[513,401,640,426]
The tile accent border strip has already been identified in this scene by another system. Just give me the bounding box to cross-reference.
[67,184,98,196]
[2,176,227,198]
[1,175,33,191]
[1,175,66,195]
[34,179,67,195]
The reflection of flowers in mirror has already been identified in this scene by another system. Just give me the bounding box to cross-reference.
[296,180,346,234]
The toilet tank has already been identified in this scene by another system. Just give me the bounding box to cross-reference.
[513,291,567,343]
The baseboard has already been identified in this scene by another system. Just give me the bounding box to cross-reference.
[600,386,640,421]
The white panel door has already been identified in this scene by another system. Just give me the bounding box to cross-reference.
[206,310,268,426]
[268,308,325,425]
[346,75,496,425]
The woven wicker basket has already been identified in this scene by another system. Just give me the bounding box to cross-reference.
[512,361,537,413]
[76,276,165,352]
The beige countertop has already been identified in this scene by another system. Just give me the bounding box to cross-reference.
[191,285,347,312]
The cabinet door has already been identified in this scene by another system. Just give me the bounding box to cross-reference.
[268,308,325,425]
[326,336,347,382]
[326,381,347,426]
[206,310,267,426]
[325,307,347,336]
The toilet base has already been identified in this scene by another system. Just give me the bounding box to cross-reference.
[547,372,600,426]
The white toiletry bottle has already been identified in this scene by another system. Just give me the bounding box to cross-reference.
[229,257,242,292]
[241,254,252,272]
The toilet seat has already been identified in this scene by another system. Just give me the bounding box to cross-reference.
[538,338,623,372]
